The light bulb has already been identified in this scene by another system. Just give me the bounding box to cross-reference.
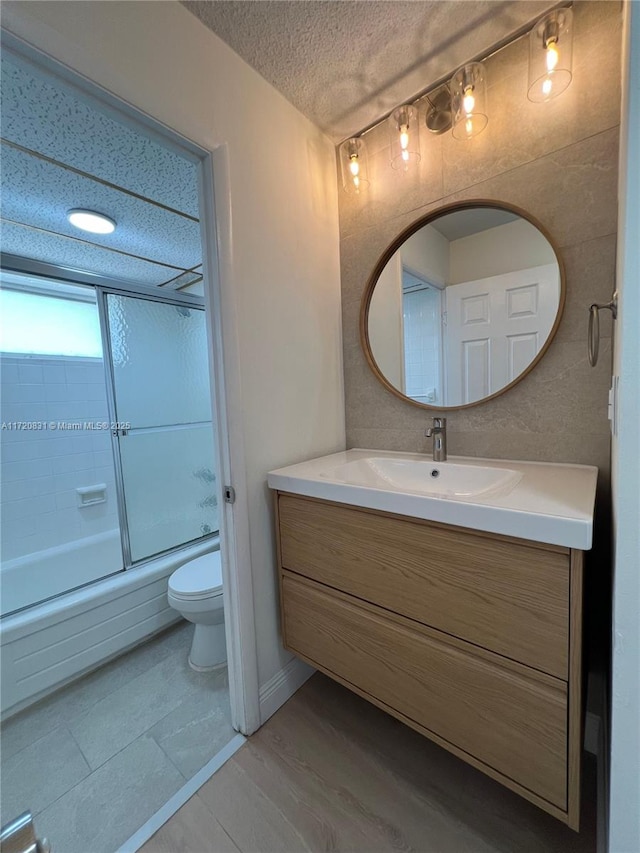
[542,77,553,97]
[400,125,409,150]
[349,156,360,177]
[546,41,559,72]
[463,86,475,115]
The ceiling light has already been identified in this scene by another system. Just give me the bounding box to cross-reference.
[528,9,573,102]
[67,209,116,234]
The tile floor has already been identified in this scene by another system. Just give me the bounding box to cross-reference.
[0,621,235,853]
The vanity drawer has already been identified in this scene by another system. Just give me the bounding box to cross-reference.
[278,493,570,679]
[282,571,568,810]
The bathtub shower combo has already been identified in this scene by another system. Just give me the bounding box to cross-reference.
[0,273,224,716]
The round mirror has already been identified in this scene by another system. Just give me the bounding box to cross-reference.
[361,201,565,409]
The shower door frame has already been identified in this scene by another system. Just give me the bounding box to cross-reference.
[96,283,216,570]
[0,31,261,738]
[0,255,215,574]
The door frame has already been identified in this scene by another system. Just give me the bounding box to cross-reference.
[0,30,261,735]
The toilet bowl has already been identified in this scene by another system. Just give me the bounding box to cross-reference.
[167,550,226,671]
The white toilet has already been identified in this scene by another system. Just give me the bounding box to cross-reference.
[167,550,226,671]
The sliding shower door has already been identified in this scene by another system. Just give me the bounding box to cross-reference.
[103,292,218,564]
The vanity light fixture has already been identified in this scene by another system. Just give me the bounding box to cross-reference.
[425,85,453,135]
[527,8,573,102]
[337,2,573,192]
[450,62,488,140]
[339,136,370,194]
[67,209,116,234]
[388,105,420,170]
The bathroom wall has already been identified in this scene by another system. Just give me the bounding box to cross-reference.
[339,1,621,489]
[0,355,118,562]
[609,3,640,850]
[447,219,555,284]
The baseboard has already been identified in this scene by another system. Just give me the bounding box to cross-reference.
[259,655,314,724]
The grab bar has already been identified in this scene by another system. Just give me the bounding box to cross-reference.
[588,291,618,367]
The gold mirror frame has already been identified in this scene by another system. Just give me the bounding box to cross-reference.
[359,200,567,411]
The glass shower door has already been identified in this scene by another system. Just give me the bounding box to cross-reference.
[104,292,218,564]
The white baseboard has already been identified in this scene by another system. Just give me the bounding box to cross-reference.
[259,656,314,724]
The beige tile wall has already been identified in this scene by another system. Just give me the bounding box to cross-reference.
[338,1,621,492]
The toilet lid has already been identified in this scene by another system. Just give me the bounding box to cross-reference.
[169,551,222,599]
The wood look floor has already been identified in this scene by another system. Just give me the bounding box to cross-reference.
[142,673,597,853]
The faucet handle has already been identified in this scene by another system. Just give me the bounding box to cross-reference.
[425,417,446,437]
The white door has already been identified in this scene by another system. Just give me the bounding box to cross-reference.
[444,263,559,406]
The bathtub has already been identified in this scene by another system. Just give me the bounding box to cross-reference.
[1,530,123,617]
[0,534,217,717]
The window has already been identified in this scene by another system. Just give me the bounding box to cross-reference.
[0,280,102,358]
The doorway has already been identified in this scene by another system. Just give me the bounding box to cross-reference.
[0,33,254,853]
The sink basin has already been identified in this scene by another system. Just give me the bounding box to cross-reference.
[268,449,599,549]
[320,457,522,499]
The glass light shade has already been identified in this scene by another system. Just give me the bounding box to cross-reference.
[528,8,573,102]
[388,105,420,170]
[339,137,369,194]
[451,63,488,140]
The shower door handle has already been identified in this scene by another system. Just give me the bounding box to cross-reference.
[112,428,128,437]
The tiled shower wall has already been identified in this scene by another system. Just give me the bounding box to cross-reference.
[339,1,620,488]
[0,356,119,561]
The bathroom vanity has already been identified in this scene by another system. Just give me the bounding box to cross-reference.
[268,450,598,830]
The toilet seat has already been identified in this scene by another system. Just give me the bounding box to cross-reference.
[168,551,222,600]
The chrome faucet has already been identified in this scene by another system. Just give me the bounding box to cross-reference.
[425,417,447,462]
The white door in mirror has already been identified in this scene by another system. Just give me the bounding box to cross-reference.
[445,263,559,405]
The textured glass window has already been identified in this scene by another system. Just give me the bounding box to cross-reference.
[0,289,102,357]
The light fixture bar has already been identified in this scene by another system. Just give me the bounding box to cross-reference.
[337,0,572,148]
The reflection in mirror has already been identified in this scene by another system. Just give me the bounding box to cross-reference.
[366,205,562,408]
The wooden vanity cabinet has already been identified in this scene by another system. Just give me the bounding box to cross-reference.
[274,491,584,830]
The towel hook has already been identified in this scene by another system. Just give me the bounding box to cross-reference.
[588,291,618,367]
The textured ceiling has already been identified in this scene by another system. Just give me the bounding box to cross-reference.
[182,0,557,142]
[1,55,202,290]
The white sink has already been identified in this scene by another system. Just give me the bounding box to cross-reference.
[268,449,598,549]
[320,457,522,499]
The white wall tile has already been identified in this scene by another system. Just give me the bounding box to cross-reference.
[42,364,67,384]
[93,450,114,469]
[51,453,95,475]
[43,383,69,403]
[1,355,119,560]
[17,363,44,384]
[1,362,20,384]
